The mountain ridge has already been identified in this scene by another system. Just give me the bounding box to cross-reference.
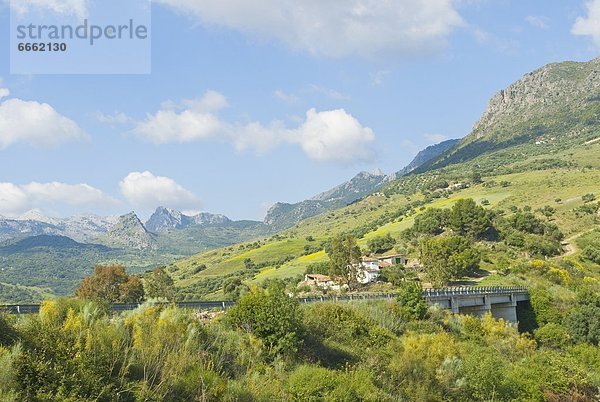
[146,207,231,233]
[263,139,460,230]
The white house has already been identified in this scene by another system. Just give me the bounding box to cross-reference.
[356,257,381,284]
[355,254,407,284]
[357,268,380,284]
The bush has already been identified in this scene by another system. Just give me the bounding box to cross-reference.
[534,323,571,348]
[286,365,381,401]
[228,284,303,358]
[565,305,600,345]
[396,282,428,321]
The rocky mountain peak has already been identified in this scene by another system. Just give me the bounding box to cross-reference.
[145,207,231,233]
[472,58,600,139]
[105,212,157,251]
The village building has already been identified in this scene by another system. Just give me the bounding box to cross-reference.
[303,274,341,290]
[355,254,406,284]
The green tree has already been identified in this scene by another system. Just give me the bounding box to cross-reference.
[449,198,492,239]
[223,277,249,301]
[396,282,428,320]
[380,265,408,286]
[228,283,303,357]
[419,236,480,286]
[565,305,600,345]
[412,208,450,236]
[367,233,396,254]
[120,276,145,303]
[143,267,175,301]
[470,171,483,184]
[76,265,145,303]
[327,234,362,289]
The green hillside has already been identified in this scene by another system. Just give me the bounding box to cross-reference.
[168,58,600,301]
[168,141,599,299]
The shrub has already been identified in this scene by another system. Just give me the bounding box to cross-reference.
[396,282,428,321]
[534,323,571,348]
[228,284,303,358]
[565,305,600,345]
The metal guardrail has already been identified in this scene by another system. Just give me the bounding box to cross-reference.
[1,287,528,315]
[423,286,528,298]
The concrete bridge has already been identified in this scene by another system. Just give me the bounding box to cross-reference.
[2,286,529,323]
[423,286,530,323]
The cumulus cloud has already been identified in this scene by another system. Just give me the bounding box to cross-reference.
[133,91,226,144]
[290,108,375,164]
[10,0,87,18]
[0,181,118,217]
[120,171,201,211]
[572,0,600,46]
[133,91,376,164]
[154,0,464,59]
[0,88,9,100]
[0,183,29,216]
[0,98,87,150]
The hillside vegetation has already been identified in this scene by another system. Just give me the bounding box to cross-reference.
[167,58,600,301]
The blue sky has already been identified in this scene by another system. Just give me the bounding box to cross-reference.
[0,0,599,221]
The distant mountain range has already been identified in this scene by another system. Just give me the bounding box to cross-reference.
[146,207,230,233]
[263,139,459,230]
[0,212,118,243]
[0,138,458,251]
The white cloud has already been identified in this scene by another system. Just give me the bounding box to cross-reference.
[424,133,449,143]
[230,120,286,154]
[134,109,223,144]
[291,108,375,164]
[0,98,87,149]
[0,181,117,217]
[572,0,600,46]
[0,183,29,216]
[120,171,201,211]
[155,0,464,59]
[10,0,87,18]
[23,182,116,206]
[525,16,549,29]
[133,91,226,144]
[133,91,377,164]
[0,88,9,100]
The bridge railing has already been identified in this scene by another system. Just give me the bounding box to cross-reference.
[1,287,529,315]
[423,286,528,298]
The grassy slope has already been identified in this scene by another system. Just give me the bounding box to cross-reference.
[170,142,600,298]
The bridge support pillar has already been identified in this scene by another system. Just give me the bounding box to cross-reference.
[450,297,460,314]
[458,297,492,318]
[490,296,518,323]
